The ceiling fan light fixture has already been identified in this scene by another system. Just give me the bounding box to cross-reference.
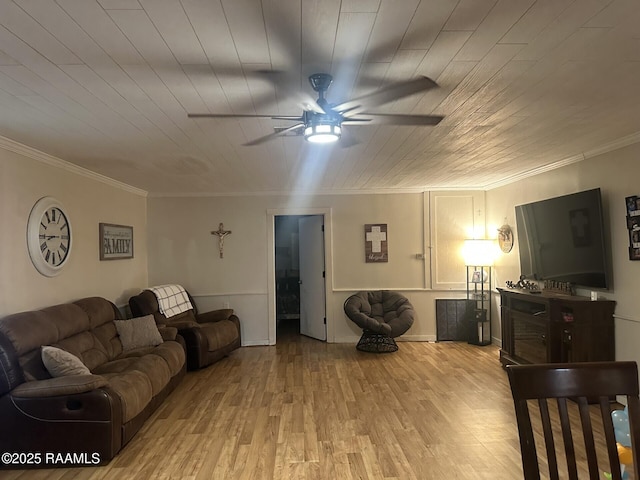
[304,123,341,143]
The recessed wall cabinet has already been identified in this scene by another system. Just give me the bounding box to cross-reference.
[498,288,615,367]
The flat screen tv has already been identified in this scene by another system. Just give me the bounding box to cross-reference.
[515,188,609,289]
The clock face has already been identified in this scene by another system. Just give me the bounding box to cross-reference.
[27,197,72,277]
[38,206,71,267]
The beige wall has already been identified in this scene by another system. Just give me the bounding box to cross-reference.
[0,141,148,315]
[486,142,640,365]
[8,133,636,358]
[147,192,482,345]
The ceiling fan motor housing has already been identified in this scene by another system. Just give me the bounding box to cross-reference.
[303,109,342,143]
[308,73,333,93]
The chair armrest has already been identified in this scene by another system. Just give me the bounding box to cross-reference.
[196,308,234,324]
[165,320,201,329]
[10,375,108,398]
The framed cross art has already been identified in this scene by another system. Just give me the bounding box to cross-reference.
[365,224,388,263]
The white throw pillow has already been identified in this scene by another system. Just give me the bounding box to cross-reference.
[41,346,91,377]
[114,314,163,351]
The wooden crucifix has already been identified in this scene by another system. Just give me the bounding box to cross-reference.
[211,223,232,258]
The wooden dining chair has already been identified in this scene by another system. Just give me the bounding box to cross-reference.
[506,361,640,480]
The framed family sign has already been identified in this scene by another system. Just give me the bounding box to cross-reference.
[99,223,134,260]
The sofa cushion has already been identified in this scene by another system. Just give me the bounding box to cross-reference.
[97,369,153,422]
[114,315,163,351]
[129,354,171,395]
[54,331,110,371]
[116,342,186,377]
[150,342,185,376]
[41,346,90,377]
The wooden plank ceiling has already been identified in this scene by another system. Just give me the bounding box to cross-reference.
[0,0,638,195]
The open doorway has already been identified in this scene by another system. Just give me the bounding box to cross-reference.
[274,214,326,343]
[275,215,302,338]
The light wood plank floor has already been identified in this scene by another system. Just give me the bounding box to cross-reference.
[2,325,629,479]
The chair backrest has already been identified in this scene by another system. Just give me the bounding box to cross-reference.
[506,361,640,480]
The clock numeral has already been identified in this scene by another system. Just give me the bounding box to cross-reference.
[50,209,56,223]
[44,250,50,263]
[60,243,68,253]
[40,242,47,252]
[39,234,46,239]
[50,252,57,265]
[40,221,47,230]
[61,223,68,231]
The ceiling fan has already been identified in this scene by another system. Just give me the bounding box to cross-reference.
[187,73,444,146]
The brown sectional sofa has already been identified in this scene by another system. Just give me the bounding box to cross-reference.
[129,289,241,370]
[0,297,186,467]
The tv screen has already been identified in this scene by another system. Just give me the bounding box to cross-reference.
[515,188,609,289]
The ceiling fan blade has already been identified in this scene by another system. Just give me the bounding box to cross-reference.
[346,113,444,126]
[334,76,438,113]
[188,113,303,122]
[244,123,305,146]
[189,113,274,119]
[297,92,326,114]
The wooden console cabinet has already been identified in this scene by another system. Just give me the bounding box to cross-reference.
[498,288,615,368]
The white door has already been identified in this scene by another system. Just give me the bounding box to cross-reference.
[298,215,326,341]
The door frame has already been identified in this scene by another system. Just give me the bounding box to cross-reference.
[267,207,333,345]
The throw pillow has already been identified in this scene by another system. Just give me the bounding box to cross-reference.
[114,314,164,351]
[41,346,91,377]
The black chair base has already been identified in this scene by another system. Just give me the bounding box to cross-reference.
[356,332,398,353]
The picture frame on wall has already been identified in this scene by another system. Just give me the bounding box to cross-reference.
[364,224,388,263]
[626,195,640,216]
[99,223,133,260]
[625,195,640,261]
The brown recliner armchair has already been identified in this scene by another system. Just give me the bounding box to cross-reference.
[129,289,241,370]
[343,290,415,352]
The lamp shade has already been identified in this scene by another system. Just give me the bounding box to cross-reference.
[462,239,498,266]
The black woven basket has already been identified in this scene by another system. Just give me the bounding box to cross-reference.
[356,332,398,353]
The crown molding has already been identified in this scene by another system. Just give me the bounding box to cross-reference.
[148,187,428,198]
[4,129,638,199]
[483,131,640,190]
[0,136,148,197]
[147,185,492,198]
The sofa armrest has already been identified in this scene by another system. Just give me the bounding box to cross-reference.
[11,375,108,398]
[0,384,123,462]
[157,325,179,341]
[196,308,234,324]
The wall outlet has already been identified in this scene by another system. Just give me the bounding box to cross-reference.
[223,301,230,309]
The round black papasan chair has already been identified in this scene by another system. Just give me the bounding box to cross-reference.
[343,290,416,353]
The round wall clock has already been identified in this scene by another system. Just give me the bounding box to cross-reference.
[27,196,72,277]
